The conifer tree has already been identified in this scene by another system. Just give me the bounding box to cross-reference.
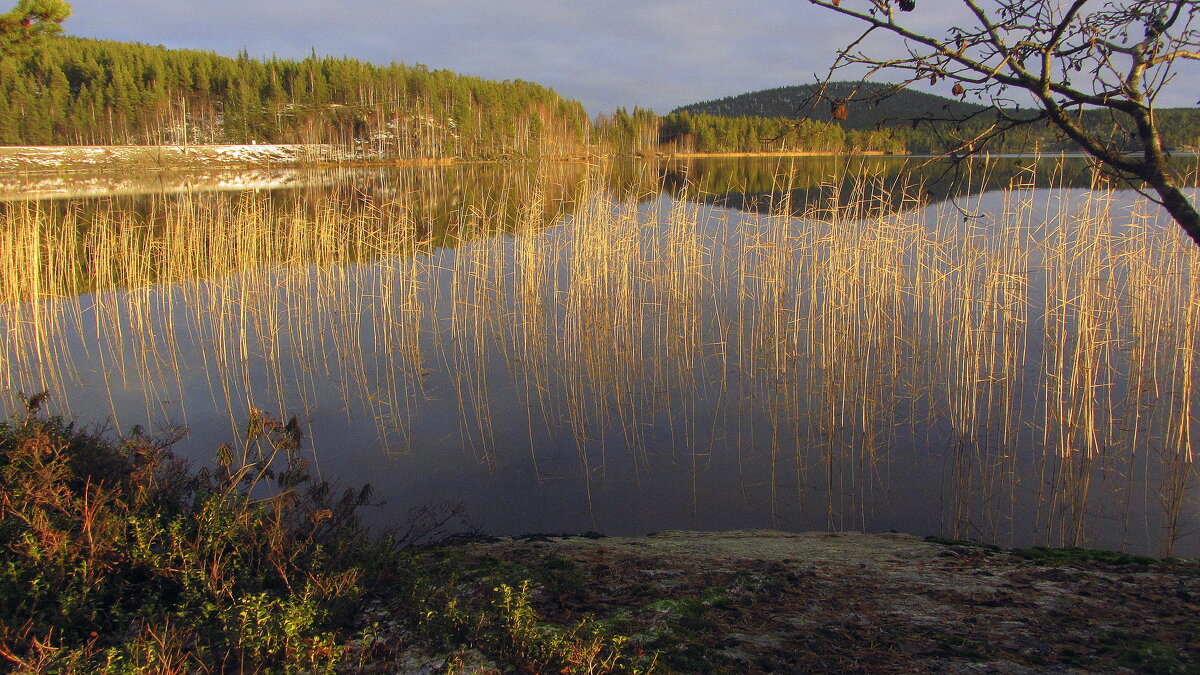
[0,0,68,56]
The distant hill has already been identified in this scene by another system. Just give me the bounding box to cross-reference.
[672,82,988,130]
[672,81,1200,153]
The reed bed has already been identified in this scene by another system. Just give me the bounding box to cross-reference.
[0,159,1196,554]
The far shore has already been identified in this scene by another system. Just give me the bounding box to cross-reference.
[654,150,891,158]
[3,144,1191,177]
[0,144,906,175]
[0,144,465,174]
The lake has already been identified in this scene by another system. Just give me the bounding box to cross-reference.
[1,155,1197,555]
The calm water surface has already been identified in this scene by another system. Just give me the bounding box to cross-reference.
[2,156,1198,555]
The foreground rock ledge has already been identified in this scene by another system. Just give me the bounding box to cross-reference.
[422,530,1199,673]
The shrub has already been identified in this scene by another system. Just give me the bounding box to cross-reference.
[0,397,375,672]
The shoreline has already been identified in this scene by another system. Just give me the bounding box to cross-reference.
[655,150,891,158]
[0,144,594,175]
[1,145,1186,176]
[389,529,1200,673]
[3,378,1197,672]
[0,145,892,200]
[0,144,461,173]
[0,144,902,175]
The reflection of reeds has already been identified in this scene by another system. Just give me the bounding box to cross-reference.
[1,159,1198,553]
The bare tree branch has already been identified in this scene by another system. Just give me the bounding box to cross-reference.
[806,0,1200,246]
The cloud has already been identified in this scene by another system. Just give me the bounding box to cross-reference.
[66,0,856,113]
[63,0,1200,113]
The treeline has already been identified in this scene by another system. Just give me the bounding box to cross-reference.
[22,36,1192,160]
[12,36,908,160]
[880,109,1200,155]
[594,107,906,155]
[659,110,906,154]
[674,82,987,133]
[672,81,1200,155]
[0,36,591,159]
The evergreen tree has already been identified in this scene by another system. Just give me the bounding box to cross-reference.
[0,0,68,56]
[0,34,593,156]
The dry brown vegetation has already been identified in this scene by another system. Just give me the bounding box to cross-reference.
[0,158,1196,556]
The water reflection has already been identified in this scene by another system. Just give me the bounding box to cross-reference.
[0,157,1197,556]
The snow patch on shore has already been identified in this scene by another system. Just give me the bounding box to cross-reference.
[0,144,346,171]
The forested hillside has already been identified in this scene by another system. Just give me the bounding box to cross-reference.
[657,111,905,154]
[0,36,592,159]
[674,82,1200,155]
[0,34,916,160]
[14,37,1196,160]
[674,82,987,131]
[594,106,905,156]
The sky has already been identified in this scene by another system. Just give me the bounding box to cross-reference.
[64,1,1198,116]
